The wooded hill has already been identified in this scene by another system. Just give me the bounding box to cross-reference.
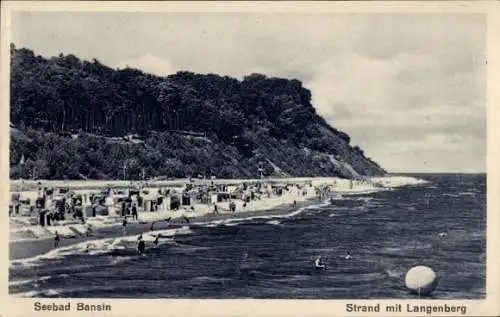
[10,45,386,180]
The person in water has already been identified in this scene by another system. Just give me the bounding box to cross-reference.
[137,235,146,255]
[86,224,93,237]
[314,256,326,269]
[54,231,60,248]
[153,235,159,247]
[122,217,128,235]
[345,251,352,260]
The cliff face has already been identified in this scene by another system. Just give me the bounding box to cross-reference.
[9,45,386,180]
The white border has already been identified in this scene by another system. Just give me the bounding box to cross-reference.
[1,2,499,317]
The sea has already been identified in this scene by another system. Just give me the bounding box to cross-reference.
[9,173,486,299]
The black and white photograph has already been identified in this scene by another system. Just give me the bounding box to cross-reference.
[2,1,498,316]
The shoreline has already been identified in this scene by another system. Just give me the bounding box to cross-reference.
[9,175,429,262]
[9,197,323,261]
[9,174,425,192]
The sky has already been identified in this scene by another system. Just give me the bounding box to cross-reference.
[10,11,486,173]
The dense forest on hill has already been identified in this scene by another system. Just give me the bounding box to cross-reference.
[10,44,386,180]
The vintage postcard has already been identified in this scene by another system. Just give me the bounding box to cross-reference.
[1,1,499,316]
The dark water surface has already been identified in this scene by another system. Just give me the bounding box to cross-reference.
[9,174,486,299]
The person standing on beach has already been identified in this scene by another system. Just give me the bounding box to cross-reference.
[213,203,219,215]
[131,204,138,221]
[54,231,60,248]
[229,201,236,213]
[121,201,127,217]
[137,235,146,255]
[122,217,128,235]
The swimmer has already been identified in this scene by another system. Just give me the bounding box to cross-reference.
[54,231,60,248]
[137,235,146,255]
[154,235,159,247]
[122,217,128,235]
[344,251,352,260]
[86,242,96,251]
[438,232,448,238]
[314,256,326,270]
[86,224,93,237]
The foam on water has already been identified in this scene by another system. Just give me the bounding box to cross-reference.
[285,201,331,218]
[266,220,282,226]
[109,256,135,265]
[189,200,331,229]
[386,269,404,278]
[458,192,477,197]
[15,290,41,298]
[9,226,193,267]
[9,275,51,287]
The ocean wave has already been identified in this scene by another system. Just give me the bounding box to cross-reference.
[458,192,477,197]
[380,246,403,253]
[223,222,240,227]
[9,226,193,268]
[386,269,405,278]
[191,201,331,229]
[109,256,135,265]
[14,290,41,298]
[286,201,331,217]
[266,220,282,226]
[190,276,232,283]
[12,284,120,298]
[9,275,51,287]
